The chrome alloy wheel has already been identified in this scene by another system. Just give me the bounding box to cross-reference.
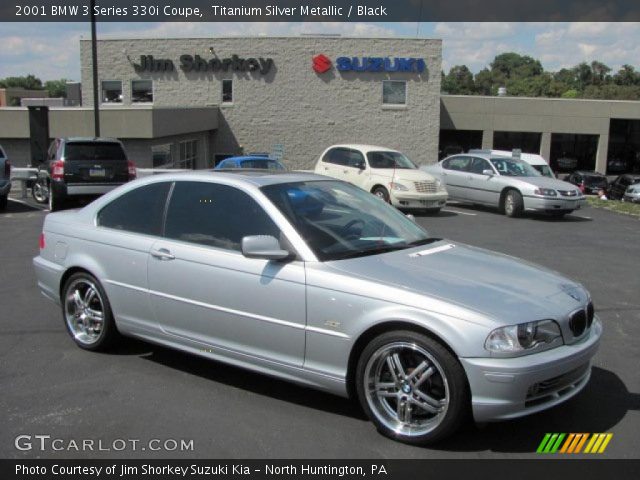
[64,279,105,345]
[364,342,449,437]
[504,194,515,216]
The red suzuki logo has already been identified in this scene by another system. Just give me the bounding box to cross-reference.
[312,54,332,74]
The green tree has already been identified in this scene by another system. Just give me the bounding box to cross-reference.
[44,79,69,98]
[442,65,476,94]
[0,74,43,90]
[613,65,638,86]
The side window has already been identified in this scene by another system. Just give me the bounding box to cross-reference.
[164,182,280,252]
[443,156,471,172]
[322,148,340,165]
[620,177,630,187]
[98,182,171,236]
[469,157,491,175]
[323,148,352,166]
[575,175,582,183]
[344,149,365,168]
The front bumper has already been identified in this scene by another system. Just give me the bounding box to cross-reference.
[390,191,448,210]
[524,195,587,213]
[460,316,602,423]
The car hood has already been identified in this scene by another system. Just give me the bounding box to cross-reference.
[512,176,582,192]
[373,169,437,182]
[325,240,587,326]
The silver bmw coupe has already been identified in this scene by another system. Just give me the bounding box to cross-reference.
[33,171,601,444]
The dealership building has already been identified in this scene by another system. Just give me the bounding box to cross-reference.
[0,35,639,174]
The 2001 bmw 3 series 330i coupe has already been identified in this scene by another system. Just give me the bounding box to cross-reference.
[33,171,601,444]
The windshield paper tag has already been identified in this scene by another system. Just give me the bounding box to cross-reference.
[409,243,455,257]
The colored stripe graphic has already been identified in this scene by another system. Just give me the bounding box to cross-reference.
[537,433,612,454]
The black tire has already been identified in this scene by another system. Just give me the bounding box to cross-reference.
[48,186,65,212]
[503,190,524,218]
[61,272,120,351]
[0,194,7,211]
[355,330,469,445]
[372,186,390,203]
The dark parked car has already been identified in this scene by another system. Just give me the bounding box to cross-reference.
[0,144,10,210]
[564,171,608,194]
[608,174,640,200]
[43,138,136,211]
[215,156,286,171]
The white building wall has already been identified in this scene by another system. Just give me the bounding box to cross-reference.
[81,37,442,169]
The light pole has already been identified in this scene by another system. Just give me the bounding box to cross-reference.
[90,0,100,137]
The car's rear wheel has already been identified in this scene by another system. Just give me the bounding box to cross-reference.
[62,272,119,351]
[356,330,469,445]
[503,190,524,217]
[0,194,7,210]
[372,186,390,203]
[32,180,49,204]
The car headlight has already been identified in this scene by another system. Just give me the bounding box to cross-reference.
[390,182,409,191]
[485,319,563,356]
[534,188,557,197]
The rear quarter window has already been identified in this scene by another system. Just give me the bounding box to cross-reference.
[98,182,171,236]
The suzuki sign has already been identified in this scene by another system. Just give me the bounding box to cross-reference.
[312,54,426,74]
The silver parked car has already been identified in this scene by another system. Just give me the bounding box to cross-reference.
[34,171,601,444]
[623,184,640,203]
[423,153,587,218]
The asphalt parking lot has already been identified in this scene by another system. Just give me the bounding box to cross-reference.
[1,197,639,459]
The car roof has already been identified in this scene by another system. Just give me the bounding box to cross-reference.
[574,170,605,175]
[60,137,122,143]
[222,155,272,162]
[325,144,400,154]
[140,170,329,188]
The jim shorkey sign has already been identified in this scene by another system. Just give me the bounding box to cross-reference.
[133,54,274,75]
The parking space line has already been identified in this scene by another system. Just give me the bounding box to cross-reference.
[442,209,477,216]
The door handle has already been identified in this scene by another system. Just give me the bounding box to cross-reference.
[343,170,348,174]
[150,248,175,261]
[324,167,329,171]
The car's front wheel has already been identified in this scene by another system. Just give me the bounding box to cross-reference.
[62,272,120,351]
[503,190,524,217]
[372,186,390,203]
[356,330,469,445]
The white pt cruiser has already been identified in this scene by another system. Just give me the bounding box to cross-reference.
[314,144,448,213]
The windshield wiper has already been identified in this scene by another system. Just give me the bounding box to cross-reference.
[329,244,412,261]
[408,238,441,247]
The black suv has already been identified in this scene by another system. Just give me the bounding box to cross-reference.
[608,174,640,200]
[42,137,136,211]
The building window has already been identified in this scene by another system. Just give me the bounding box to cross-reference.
[101,80,122,103]
[152,143,173,168]
[178,139,198,169]
[222,79,233,103]
[132,80,153,103]
[382,80,406,105]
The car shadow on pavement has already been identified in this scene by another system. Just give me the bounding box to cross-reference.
[139,343,368,421]
[3,198,46,214]
[433,367,639,453]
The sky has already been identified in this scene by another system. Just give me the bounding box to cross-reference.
[0,21,639,81]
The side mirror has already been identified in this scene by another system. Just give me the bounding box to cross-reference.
[482,169,494,177]
[241,235,291,261]
[355,160,366,170]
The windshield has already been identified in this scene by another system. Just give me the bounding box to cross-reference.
[261,181,434,261]
[532,164,555,178]
[583,175,607,186]
[490,157,540,177]
[241,159,284,170]
[367,151,417,169]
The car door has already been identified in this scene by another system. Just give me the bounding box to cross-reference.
[467,157,501,205]
[440,155,472,200]
[316,147,345,181]
[147,180,307,367]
